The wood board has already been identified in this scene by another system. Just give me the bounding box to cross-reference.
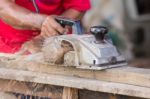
[0,67,149,98]
[0,57,150,89]
[0,79,62,98]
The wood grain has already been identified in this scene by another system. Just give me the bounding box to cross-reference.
[0,79,62,98]
[62,87,78,99]
[0,58,150,89]
[0,68,149,98]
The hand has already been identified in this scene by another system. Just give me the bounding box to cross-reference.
[41,15,66,38]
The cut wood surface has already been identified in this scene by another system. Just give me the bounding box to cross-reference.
[0,79,62,98]
[0,55,150,98]
[0,56,150,89]
[0,67,149,98]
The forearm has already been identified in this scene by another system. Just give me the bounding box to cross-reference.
[0,0,47,30]
[62,9,85,20]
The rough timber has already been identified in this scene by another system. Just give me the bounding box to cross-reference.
[0,55,150,98]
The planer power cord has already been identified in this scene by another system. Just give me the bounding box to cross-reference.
[31,0,40,13]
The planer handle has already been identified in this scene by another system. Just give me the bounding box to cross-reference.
[55,17,84,35]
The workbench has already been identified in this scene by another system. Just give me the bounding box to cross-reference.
[0,55,149,99]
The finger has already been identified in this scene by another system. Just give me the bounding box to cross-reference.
[44,25,58,37]
[41,26,50,38]
[41,21,49,37]
[43,19,59,36]
[47,17,65,34]
[42,24,59,38]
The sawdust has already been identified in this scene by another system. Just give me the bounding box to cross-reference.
[0,92,17,99]
[15,35,74,66]
[17,36,44,55]
[0,53,43,71]
[0,35,75,69]
[64,51,76,66]
[42,37,74,65]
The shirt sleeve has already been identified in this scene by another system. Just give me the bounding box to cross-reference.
[63,0,91,12]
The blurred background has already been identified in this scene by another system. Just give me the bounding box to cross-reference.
[83,0,150,68]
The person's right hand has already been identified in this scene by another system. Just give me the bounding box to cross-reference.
[41,15,66,38]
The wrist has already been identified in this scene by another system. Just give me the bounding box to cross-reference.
[25,13,48,30]
[33,14,48,30]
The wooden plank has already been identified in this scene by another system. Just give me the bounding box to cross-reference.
[0,68,149,98]
[62,87,78,99]
[0,79,62,98]
[1,59,150,88]
[108,94,118,99]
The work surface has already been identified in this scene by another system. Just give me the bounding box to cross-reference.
[0,55,150,99]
